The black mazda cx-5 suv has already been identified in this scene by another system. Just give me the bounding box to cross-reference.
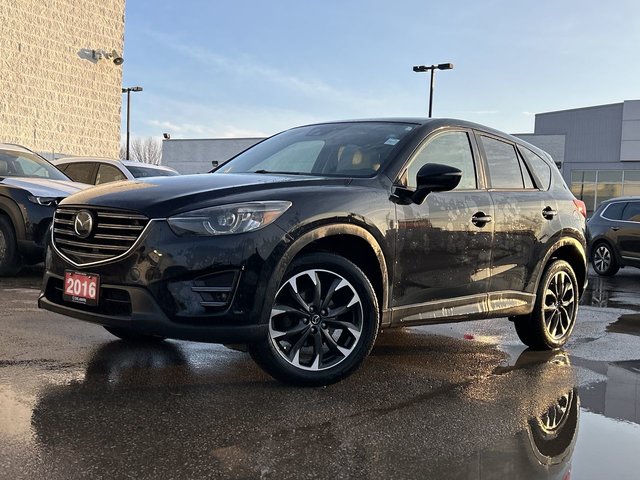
[39,119,588,385]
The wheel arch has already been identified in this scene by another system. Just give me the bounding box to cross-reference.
[263,223,390,327]
[537,238,587,298]
[0,195,25,241]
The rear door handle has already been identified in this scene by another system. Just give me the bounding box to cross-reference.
[542,206,558,220]
[471,212,492,227]
[610,226,620,231]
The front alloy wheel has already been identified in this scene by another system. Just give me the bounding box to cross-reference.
[269,268,363,371]
[592,243,619,276]
[250,253,379,386]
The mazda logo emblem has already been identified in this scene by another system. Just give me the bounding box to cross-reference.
[73,210,94,238]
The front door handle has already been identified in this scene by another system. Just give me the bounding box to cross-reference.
[610,226,620,231]
[542,206,558,220]
[471,212,493,227]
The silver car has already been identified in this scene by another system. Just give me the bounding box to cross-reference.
[53,157,178,185]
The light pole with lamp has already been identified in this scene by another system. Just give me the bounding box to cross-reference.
[121,86,143,160]
[412,63,453,117]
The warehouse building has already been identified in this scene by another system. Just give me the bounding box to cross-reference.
[0,0,126,158]
[517,100,640,215]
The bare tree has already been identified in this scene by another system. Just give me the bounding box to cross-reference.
[120,137,162,165]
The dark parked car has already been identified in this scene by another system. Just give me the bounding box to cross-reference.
[53,157,179,185]
[0,144,86,275]
[587,196,640,276]
[38,119,588,385]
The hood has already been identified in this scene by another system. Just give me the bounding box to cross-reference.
[58,173,351,218]
[0,177,88,197]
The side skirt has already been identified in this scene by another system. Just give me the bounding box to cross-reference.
[390,291,535,327]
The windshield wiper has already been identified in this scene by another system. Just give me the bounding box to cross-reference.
[252,170,311,176]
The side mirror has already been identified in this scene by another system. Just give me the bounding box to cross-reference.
[412,163,462,204]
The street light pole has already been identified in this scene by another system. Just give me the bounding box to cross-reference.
[413,63,453,118]
[121,86,143,160]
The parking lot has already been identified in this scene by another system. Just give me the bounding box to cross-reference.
[1,267,639,479]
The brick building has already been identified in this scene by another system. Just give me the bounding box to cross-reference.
[0,0,126,158]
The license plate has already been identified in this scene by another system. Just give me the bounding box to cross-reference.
[63,271,100,306]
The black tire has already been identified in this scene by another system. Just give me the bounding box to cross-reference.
[591,241,619,276]
[103,326,166,342]
[249,253,380,386]
[514,260,579,350]
[0,215,22,276]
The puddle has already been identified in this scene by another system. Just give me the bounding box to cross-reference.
[606,314,640,337]
[581,272,640,311]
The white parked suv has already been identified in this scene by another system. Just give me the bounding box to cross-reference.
[53,157,178,185]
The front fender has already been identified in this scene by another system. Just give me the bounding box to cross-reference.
[256,221,391,327]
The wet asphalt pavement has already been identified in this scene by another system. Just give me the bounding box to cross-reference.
[1,267,640,479]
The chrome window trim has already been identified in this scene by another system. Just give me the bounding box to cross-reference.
[51,218,162,268]
[601,200,640,223]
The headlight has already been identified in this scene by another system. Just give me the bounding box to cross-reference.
[167,201,292,236]
[27,195,57,206]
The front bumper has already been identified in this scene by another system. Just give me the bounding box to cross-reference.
[38,282,268,343]
[39,219,288,343]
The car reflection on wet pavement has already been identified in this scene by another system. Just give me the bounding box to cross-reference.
[1,267,640,479]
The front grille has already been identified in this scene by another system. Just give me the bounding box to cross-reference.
[53,206,149,265]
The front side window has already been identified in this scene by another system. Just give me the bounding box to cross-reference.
[63,162,96,184]
[95,164,127,185]
[219,122,418,177]
[404,131,477,190]
[0,150,69,181]
[481,136,525,189]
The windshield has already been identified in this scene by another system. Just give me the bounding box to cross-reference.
[127,165,179,178]
[0,149,69,181]
[217,122,419,177]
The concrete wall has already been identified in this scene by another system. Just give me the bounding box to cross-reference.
[162,138,264,174]
[621,100,640,162]
[0,0,125,158]
[534,103,624,165]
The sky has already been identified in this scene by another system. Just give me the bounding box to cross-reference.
[121,0,640,140]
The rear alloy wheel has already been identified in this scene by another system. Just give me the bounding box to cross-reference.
[0,215,22,276]
[514,260,579,350]
[250,253,379,386]
[592,242,619,276]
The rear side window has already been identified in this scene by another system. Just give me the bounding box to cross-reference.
[519,146,552,190]
[622,202,640,222]
[602,202,626,220]
[480,136,526,189]
[96,164,127,185]
[63,162,95,184]
[405,131,477,190]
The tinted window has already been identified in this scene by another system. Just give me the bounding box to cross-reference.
[602,202,626,220]
[622,202,640,222]
[519,146,551,189]
[0,150,69,181]
[127,165,179,178]
[406,131,476,190]
[481,136,525,189]
[219,122,418,177]
[96,164,127,185]
[63,162,95,184]
[248,140,325,174]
